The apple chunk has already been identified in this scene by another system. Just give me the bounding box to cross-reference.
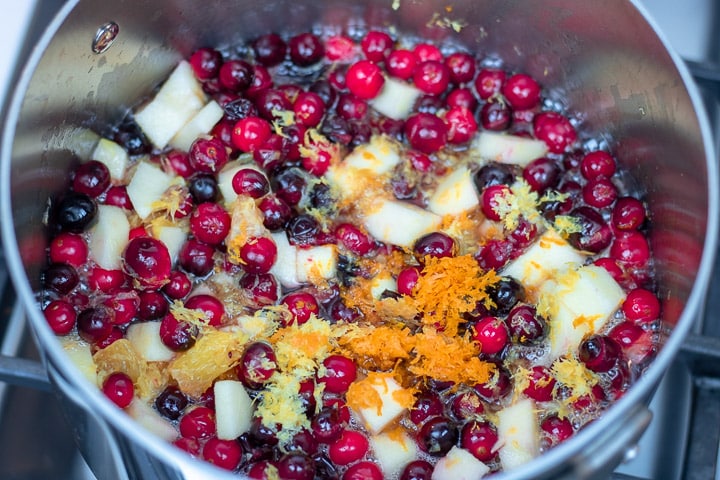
[363,199,442,248]
[497,398,539,471]
[370,77,421,120]
[269,232,300,288]
[296,245,338,284]
[89,205,130,270]
[127,399,177,442]
[351,375,409,435]
[432,446,490,480]
[214,380,254,440]
[371,430,418,477]
[428,166,479,216]
[169,100,224,152]
[126,161,175,220]
[472,131,549,166]
[59,337,98,386]
[126,321,175,362]
[91,138,129,181]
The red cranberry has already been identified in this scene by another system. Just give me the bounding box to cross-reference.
[73,160,110,198]
[246,64,273,99]
[54,192,97,233]
[541,415,573,446]
[255,89,292,120]
[155,385,189,420]
[445,52,476,84]
[102,372,134,408]
[610,231,651,266]
[318,355,356,394]
[189,137,229,173]
[136,290,168,320]
[445,106,478,144]
[474,68,506,99]
[506,304,545,344]
[473,316,509,355]
[253,33,287,67]
[160,312,198,351]
[203,438,243,470]
[622,288,660,324]
[508,217,538,249]
[49,232,87,267]
[583,176,617,208]
[343,461,383,480]
[581,151,616,180]
[474,363,512,402]
[189,47,222,80]
[397,267,421,296]
[298,379,317,417]
[361,30,394,62]
[523,365,557,401]
[88,267,126,293]
[612,197,646,230]
[594,257,625,284]
[77,306,113,343]
[185,294,225,327]
[271,167,306,206]
[475,239,514,270]
[103,290,139,325]
[400,460,434,480]
[179,406,216,440]
[238,342,278,389]
[246,460,278,479]
[179,239,215,277]
[414,232,456,260]
[446,87,478,111]
[281,291,320,326]
[523,157,560,192]
[174,437,201,456]
[190,202,231,245]
[609,321,654,365]
[163,270,192,300]
[289,33,325,66]
[481,184,510,221]
[337,93,369,121]
[413,43,442,62]
[405,112,448,153]
[413,60,451,95]
[164,150,193,178]
[259,195,292,231]
[533,111,577,154]
[232,116,272,153]
[311,407,344,443]
[328,430,368,466]
[219,60,253,92]
[480,100,511,131]
[451,390,485,420]
[387,49,417,79]
[335,223,374,256]
[240,237,277,274]
[294,91,326,127]
[579,334,623,373]
[325,35,355,61]
[417,416,458,457]
[239,272,279,306]
[94,326,123,350]
[104,185,134,210]
[231,168,270,200]
[43,300,77,335]
[287,428,319,456]
[345,60,385,100]
[461,420,498,462]
[123,236,172,289]
[567,206,613,253]
[502,73,541,109]
[410,391,444,425]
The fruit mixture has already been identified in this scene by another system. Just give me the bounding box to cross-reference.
[41,22,660,480]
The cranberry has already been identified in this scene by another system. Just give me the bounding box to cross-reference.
[622,288,660,323]
[474,363,512,402]
[253,33,287,67]
[594,257,625,284]
[43,263,79,295]
[610,231,651,266]
[387,49,417,79]
[345,60,385,99]
[49,232,87,267]
[298,379,318,416]
[581,151,616,180]
[286,429,319,456]
[335,223,374,256]
[189,137,229,173]
[400,460,434,480]
[239,272,279,306]
[54,192,97,233]
[361,30,394,62]
[609,321,654,364]
[413,43,442,62]
[187,174,218,204]
[160,312,198,351]
[219,60,253,92]
[488,277,524,316]
[328,298,362,323]
[445,106,478,144]
[502,73,541,109]
[289,33,325,66]
[417,416,458,456]
[541,415,574,446]
[397,266,421,296]
[523,157,560,192]
[255,89,292,121]
[460,420,498,462]
[583,176,617,208]
[174,437,201,456]
[579,335,623,373]
[94,326,123,350]
[444,52,476,84]
[451,390,485,420]
[474,162,516,189]
[481,184,510,221]
[413,60,451,95]
[240,237,277,274]
[231,168,269,199]
[473,316,509,355]
[281,292,320,326]
[179,239,216,277]
[325,35,355,61]
[319,355,356,394]
[328,430,369,465]
[446,87,478,111]
[311,406,344,443]
[612,197,646,230]
[253,134,285,172]
[475,239,514,270]
[77,306,113,343]
[271,167,306,206]
[88,267,126,293]
[190,202,231,246]
[43,300,77,335]
[164,150,194,178]
[405,112,448,153]
[343,461,383,480]
[480,100,511,131]
[286,214,321,246]
[104,185,134,210]
[533,111,577,154]
[102,372,134,408]
[238,342,278,389]
[523,365,557,401]
[232,116,272,153]
[103,290,139,325]
[114,120,150,155]
[185,294,225,327]
[73,160,110,198]
[246,64,273,99]
[155,385,189,420]
[567,206,613,253]
[259,195,292,230]
[203,438,243,470]
[163,270,192,300]
[474,68,506,100]
[508,217,538,249]
[413,232,456,260]
[409,391,444,425]
[189,47,222,80]
[136,290,168,321]
[179,406,216,440]
[337,93,369,121]
[294,91,326,127]
[122,236,172,289]
[506,304,545,344]
[246,460,278,479]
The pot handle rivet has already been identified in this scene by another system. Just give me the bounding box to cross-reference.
[92,21,119,54]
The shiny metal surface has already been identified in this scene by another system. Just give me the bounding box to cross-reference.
[0,1,717,479]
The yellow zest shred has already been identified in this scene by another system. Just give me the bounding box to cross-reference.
[554,215,583,237]
[492,179,542,232]
[270,109,295,136]
[170,300,209,329]
[93,339,169,401]
[255,372,310,443]
[551,356,599,403]
[270,316,333,378]
[150,183,188,219]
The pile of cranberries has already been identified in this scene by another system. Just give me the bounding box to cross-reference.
[40,23,661,479]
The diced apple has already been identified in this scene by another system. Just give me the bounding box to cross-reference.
[269,232,301,288]
[364,199,442,248]
[502,229,585,291]
[126,321,175,362]
[344,135,401,174]
[59,337,98,386]
[432,446,491,480]
[218,159,265,206]
[127,398,177,442]
[296,245,338,283]
[497,398,539,471]
[169,100,224,152]
[88,205,130,270]
[370,272,397,299]
[539,264,626,360]
[126,161,175,220]
[428,166,479,216]
[91,138,129,180]
[371,431,418,477]
[214,380,254,440]
[473,131,549,166]
[153,224,187,265]
[370,77,422,120]
[228,195,268,244]
[353,376,408,434]
[134,60,207,148]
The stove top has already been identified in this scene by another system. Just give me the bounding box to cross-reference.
[0,1,718,479]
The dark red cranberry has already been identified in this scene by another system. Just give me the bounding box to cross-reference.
[480,100,511,131]
[43,263,79,295]
[164,150,194,178]
[232,116,272,153]
[286,214,321,246]
[445,106,478,144]
[579,335,623,373]
[54,192,97,233]
[474,162,516,190]
[445,52,476,84]
[460,420,498,462]
[474,363,512,402]
[113,120,151,155]
[190,202,231,245]
[179,406,216,440]
[281,124,308,161]
[567,206,613,253]
[189,47,222,80]
[311,407,344,443]
[232,168,269,199]
[255,89,292,121]
[179,239,216,277]
[286,429,318,456]
[155,385,189,420]
[523,365,557,401]
[387,49,417,79]
[219,60,253,92]
[102,372,134,408]
[239,272,279,306]
[533,111,577,154]
[43,300,77,335]
[541,415,574,446]
[327,298,362,323]
[337,93,369,121]
[335,223,374,256]
[189,137,229,173]
[185,294,224,327]
[502,73,541,109]
[253,33,287,67]
[136,290,168,321]
[77,306,113,343]
[413,43,442,62]
[280,291,320,326]
[612,197,646,231]
[298,379,317,417]
[289,33,325,66]
[294,91,326,127]
[523,157,560,192]
[489,277,524,316]
[610,231,651,266]
[361,30,394,62]
[246,64,273,99]
[328,430,369,466]
[622,288,660,323]
[414,232,456,260]
[413,60,451,95]
[474,68,506,100]
[271,167,306,206]
[309,79,337,107]
[473,316,509,355]
[203,438,243,471]
[508,217,538,249]
[417,416,458,457]
[253,134,285,172]
[400,460,434,480]
[583,176,617,208]
[50,233,87,269]
[343,462,383,480]
[405,112,448,153]
[319,355,356,394]
[410,392,444,425]
[451,390,485,420]
[123,236,172,289]
[104,185,134,210]
[160,312,198,351]
[238,342,278,389]
[414,94,445,115]
[188,173,219,204]
[240,237,277,274]
[481,184,510,221]
[506,304,545,344]
[223,97,259,122]
[73,160,110,198]
[581,151,616,180]
[446,87,478,111]
[475,239,514,270]
[345,60,385,100]
[259,195,292,231]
